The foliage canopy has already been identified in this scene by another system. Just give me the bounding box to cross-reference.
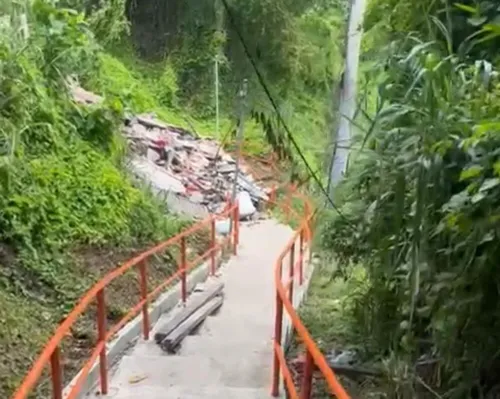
[320,0,500,397]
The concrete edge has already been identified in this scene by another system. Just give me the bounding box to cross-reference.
[277,249,316,394]
[64,260,216,398]
[281,249,316,351]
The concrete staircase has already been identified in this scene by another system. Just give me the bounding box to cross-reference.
[89,218,295,399]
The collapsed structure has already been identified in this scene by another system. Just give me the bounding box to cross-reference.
[72,85,269,219]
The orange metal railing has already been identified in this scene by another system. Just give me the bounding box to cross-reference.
[12,203,240,399]
[12,148,349,399]
[267,184,350,399]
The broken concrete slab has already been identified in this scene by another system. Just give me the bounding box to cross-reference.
[164,192,209,219]
[70,86,270,219]
[136,114,169,130]
[130,158,186,194]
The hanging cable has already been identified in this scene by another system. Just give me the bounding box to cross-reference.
[220,0,356,228]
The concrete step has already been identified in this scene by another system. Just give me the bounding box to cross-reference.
[108,354,272,389]
[93,384,273,398]
[130,329,273,358]
[128,339,169,357]
[202,309,275,329]
[198,315,273,339]
[177,335,272,356]
[82,219,299,399]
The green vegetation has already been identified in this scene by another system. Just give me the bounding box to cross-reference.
[0,0,349,396]
[118,0,346,167]
[318,0,500,397]
[297,261,352,354]
[294,262,379,398]
[0,1,191,395]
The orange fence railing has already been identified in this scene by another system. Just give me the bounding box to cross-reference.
[12,203,240,399]
[267,184,350,399]
[12,148,349,399]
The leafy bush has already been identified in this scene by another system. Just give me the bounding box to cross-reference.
[155,61,179,108]
[0,0,184,294]
[88,52,157,112]
[1,145,157,249]
[321,33,500,396]
[364,0,500,58]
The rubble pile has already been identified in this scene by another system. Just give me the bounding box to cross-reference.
[125,114,268,217]
[70,85,269,219]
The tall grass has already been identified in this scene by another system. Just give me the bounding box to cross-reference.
[320,23,500,397]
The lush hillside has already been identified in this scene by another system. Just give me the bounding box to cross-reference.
[0,1,200,395]
[0,0,347,396]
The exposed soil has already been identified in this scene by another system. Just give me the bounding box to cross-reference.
[239,152,283,189]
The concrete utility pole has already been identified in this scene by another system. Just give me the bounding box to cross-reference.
[215,55,220,141]
[230,79,248,206]
[328,0,366,195]
[214,0,224,141]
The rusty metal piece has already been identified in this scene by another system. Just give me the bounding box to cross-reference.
[180,237,187,303]
[210,219,216,275]
[50,347,63,399]
[97,290,109,394]
[139,261,150,340]
[300,350,314,399]
[299,230,304,285]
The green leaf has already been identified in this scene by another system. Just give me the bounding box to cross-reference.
[472,192,487,204]
[493,161,500,176]
[482,24,500,34]
[454,3,478,14]
[480,232,494,244]
[416,306,431,318]
[473,122,500,137]
[444,191,469,211]
[460,165,483,181]
[467,16,488,27]
[479,178,500,192]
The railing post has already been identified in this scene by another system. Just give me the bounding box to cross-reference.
[299,229,304,286]
[308,210,314,264]
[310,210,315,242]
[96,289,108,394]
[210,218,216,275]
[304,201,312,241]
[269,186,276,209]
[139,260,150,340]
[271,285,284,397]
[285,186,291,223]
[180,236,187,303]
[289,242,295,306]
[50,347,63,399]
[233,203,239,255]
[300,350,314,399]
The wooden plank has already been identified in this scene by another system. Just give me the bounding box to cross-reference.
[160,295,224,353]
[154,282,224,344]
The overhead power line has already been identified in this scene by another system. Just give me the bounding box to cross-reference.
[219,0,356,229]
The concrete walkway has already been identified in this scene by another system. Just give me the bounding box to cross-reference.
[89,218,295,399]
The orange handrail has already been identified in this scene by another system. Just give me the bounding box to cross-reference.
[12,203,240,399]
[268,184,351,399]
[12,148,349,399]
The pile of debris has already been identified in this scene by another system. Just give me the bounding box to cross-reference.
[125,114,268,218]
[71,85,269,219]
